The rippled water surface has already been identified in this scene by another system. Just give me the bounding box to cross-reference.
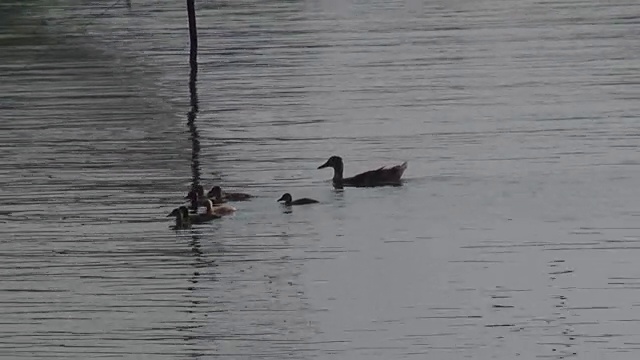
[1,0,639,358]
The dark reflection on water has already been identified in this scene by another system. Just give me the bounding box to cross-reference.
[1,0,640,359]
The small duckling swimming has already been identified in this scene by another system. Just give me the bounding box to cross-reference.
[186,185,226,208]
[191,203,223,223]
[205,186,229,204]
[169,203,221,226]
[277,193,319,206]
[201,198,236,217]
[185,185,206,212]
[207,186,253,202]
[167,206,192,230]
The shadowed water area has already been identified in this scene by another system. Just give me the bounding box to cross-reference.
[1,0,639,358]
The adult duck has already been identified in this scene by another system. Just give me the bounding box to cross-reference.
[277,193,319,206]
[206,186,253,202]
[318,155,408,188]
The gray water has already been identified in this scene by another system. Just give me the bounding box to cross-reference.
[1,0,639,358]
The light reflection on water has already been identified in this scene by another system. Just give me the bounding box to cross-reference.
[0,0,639,359]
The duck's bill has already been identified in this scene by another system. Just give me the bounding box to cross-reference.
[276,196,285,202]
[318,161,330,169]
[167,209,178,217]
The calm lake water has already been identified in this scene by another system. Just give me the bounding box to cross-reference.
[1,0,639,358]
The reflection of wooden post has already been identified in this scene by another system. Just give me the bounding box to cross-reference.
[186,0,201,200]
[126,0,131,8]
[185,0,203,258]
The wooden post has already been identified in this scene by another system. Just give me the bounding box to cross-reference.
[186,0,201,203]
[186,0,198,88]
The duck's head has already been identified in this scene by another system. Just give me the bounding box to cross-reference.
[168,206,190,217]
[207,186,223,199]
[277,193,292,203]
[318,156,343,170]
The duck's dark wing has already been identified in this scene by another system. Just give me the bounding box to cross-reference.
[224,192,253,201]
[189,213,221,224]
[343,162,408,187]
[291,198,319,205]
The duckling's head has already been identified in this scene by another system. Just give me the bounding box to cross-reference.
[318,155,343,170]
[184,185,204,199]
[179,206,190,218]
[207,186,223,199]
[277,193,292,204]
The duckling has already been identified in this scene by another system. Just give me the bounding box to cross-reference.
[185,185,205,212]
[201,198,236,217]
[186,186,225,208]
[207,186,253,202]
[170,203,221,226]
[167,206,192,230]
[205,186,229,204]
[277,193,319,206]
[318,155,408,188]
